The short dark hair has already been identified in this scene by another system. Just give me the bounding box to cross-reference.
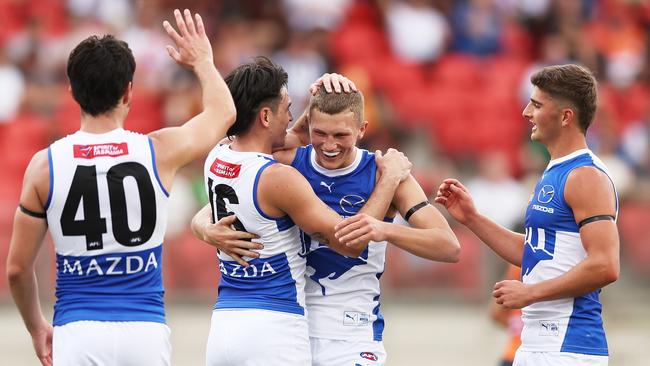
[530,64,598,132]
[66,35,136,116]
[309,87,364,124]
[224,56,288,136]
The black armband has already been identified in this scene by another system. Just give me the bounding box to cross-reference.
[19,204,47,219]
[404,201,429,222]
[578,214,615,228]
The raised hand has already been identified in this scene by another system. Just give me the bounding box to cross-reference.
[434,178,479,225]
[309,73,358,94]
[162,9,212,69]
[201,215,261,267]
[375,148,412,183]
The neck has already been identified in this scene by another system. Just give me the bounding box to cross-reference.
[79,108,126,134]
[230,130,273,155]
[545,131,588,160]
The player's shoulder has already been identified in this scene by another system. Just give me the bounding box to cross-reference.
[564,165,615,207]
[263,162,303,179]
[566,165,611,189]
[27,148,50,175]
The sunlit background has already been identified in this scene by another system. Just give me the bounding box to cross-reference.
[1,0,649,365]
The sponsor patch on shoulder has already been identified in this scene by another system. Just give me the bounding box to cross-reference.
[73,143,128,159]
[210,158,241,178]
[360,352,378,361]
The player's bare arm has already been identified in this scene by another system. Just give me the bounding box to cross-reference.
[493,166,619,309]
[337,173,461,263]
[149,9,236,189]
[258,164,367,257]
[190,203,261,267]
[435,178,525,265]
[7,150,53,366]
[193,148,409,262]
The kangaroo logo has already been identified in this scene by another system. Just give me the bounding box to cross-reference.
[306,241,369,295]
[522,227,556,276]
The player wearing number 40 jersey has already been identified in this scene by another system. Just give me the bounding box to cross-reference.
[436,64,619,366]
[7,9,235,366]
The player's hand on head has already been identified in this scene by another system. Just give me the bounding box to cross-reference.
[335,213,387,248]
[310,73,358,95]
[434,178,478,225]
[375,148,412,183]
[202,215,262,267]
[162,9,213,69]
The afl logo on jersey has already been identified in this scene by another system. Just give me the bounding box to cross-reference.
[537,185,555,204]
[360,352,378,361]
[340,195,366,214]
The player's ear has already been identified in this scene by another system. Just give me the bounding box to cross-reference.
[121,82,133,106]
[259,107,271,127]
[561,107,574,127]
[357,120,369,140]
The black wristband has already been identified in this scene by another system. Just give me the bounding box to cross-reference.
[19,204,47,219]
[404,201,429,222]
[578,214,615,228]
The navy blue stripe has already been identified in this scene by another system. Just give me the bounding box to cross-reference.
[252,160,295,231]
[44,147,54,210]
[148,137,169,197]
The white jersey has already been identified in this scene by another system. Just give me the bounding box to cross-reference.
[521,149,617,356]
[291,146,390,341]
[46,128,169,326]
[204,144,306,315]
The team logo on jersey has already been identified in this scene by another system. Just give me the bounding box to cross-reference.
[73,143,129,159]
[537,185,555,204]
[340,195,366,214]
[305,240,369,295]
[522,227,556,276]
[210,158,241,179]
[360,352,378,361]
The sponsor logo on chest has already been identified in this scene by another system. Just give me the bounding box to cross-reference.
[59,251,158,276]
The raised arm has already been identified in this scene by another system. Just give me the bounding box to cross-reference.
[493,167,619,309]
[149,9,236,189]
[7,150,53,366]
[435,178,525,265]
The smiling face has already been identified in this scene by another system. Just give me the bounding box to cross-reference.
[308,109,367,170]
[522,86,565,145]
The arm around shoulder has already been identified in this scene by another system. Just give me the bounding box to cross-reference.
[260,164,363,257]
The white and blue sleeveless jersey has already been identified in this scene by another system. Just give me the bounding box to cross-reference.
[521,149,618,356]
[46,128,169,326]
[291,145,391,341]
[204,144,306,315]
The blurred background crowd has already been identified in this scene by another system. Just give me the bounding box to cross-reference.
[0,0,649,306]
